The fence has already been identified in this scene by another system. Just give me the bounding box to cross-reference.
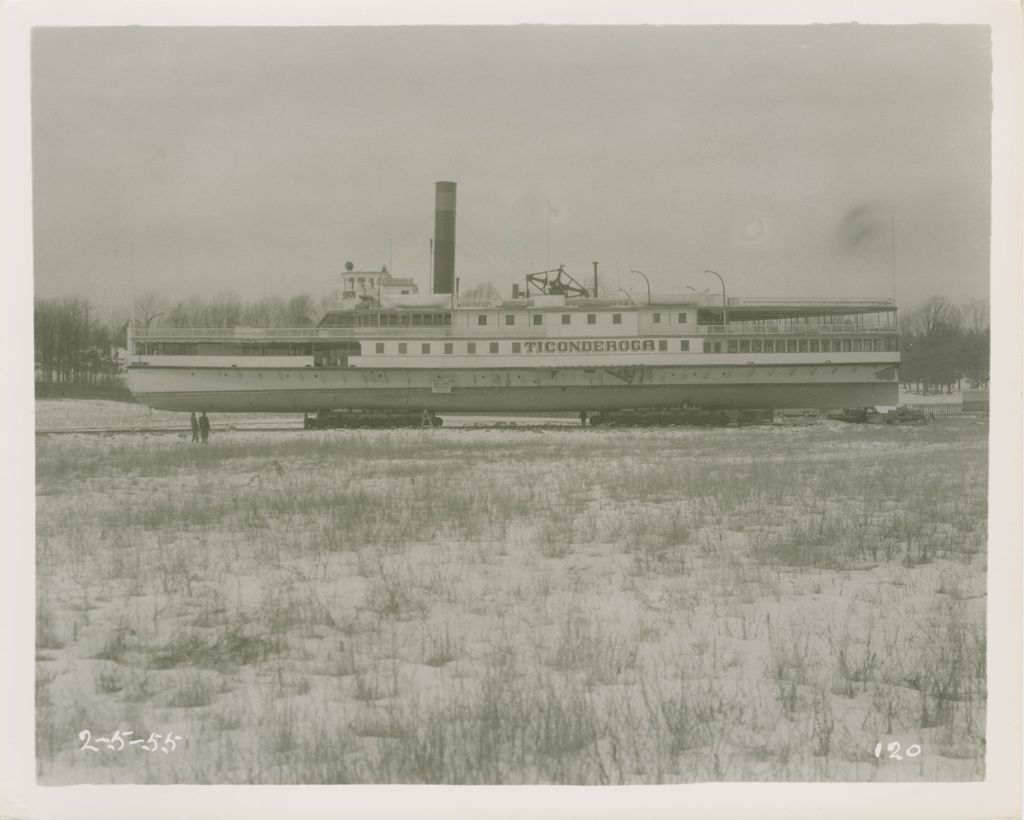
[900,401,974,417]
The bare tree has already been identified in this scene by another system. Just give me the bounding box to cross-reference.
[283,294,315,326]
[206,291,244,327]
[132,290,169,328]
[461,281,501,301]
[165,296,209,328]
[899,296,968,394]
[243,296,287,327]
[34,297,119,386]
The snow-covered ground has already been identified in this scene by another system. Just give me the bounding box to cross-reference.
[34,401,988,784]
[34,399,301,431]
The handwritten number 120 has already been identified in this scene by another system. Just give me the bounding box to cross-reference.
[874,741,921,760]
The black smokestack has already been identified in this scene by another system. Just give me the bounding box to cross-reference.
[433,181,456,294]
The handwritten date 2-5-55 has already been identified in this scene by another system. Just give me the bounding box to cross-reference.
[78,730,186,754]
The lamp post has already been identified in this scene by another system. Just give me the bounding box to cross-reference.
[629,270,652,304]
[704,270,727,327]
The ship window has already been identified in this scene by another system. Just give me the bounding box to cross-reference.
[561,314,571,325]
[787,339,797,353]
[886,336,898,352]
[763,339,774,353]
[398,343,407,354]
[375,343,385,354]
[703,340,712,353]
[739,339,750,353]
[809,339,819,352]
[467,342,476,354]
[653,313,661,324]
[533,314,542,326]
[752,339,762,353]
[478,315,488,326]
[412,314,422,326]
[512,342,521,353]
[505,314,515,326]
[677,312,687,324]
[489,342,499,353]
[798,339,808,352]
[727,339,738,353]
[587,314,596,325]
[422,343,431,354]
[442,313,452,325]
[444,343,453,354]
[358,277,365,284]
[658,340,668,351]
[401,290,410,295]
[612,313,622,325]
[400,314,410,326]
[680,340,690,351]
[713,341,722,353]
[842,338,852,352]
[852,338,863,352]
[873,338,882,352]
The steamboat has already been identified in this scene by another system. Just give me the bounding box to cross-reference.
[126,182,900,418]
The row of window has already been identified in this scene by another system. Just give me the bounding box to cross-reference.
[374,336,899,356]
[705,337,899,353]
[138,336,899,358]
[322,312,453,327]
[322,311,690,329]
[485,312,636,327]
[378,340,694,355]
[483,312,693,326]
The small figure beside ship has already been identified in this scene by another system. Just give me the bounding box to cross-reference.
[125,182,901,426]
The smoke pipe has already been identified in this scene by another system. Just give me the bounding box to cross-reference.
[433,181,457,294]
[592,261,599,298]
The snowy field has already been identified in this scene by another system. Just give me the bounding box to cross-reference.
[34,399,301,431]
[34,401,988,784]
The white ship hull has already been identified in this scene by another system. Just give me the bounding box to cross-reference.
[127,360,898,413]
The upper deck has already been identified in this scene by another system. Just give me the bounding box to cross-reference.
[130,294,897,345]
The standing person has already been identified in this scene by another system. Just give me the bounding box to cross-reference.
[199,412,210,444]
[578,410,588,427]
[190,412,200,444]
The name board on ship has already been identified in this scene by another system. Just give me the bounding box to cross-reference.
[521,339,657,354]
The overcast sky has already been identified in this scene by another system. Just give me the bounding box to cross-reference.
[31,25,991,310]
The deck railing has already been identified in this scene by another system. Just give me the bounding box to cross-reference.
[699,324,897,335]
[728,296,895,306]
[131,322,899,342]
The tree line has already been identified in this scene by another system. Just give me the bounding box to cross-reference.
[34,297,121,386]
[34,290,988,395]
[898,296,989,394]
[33,290,335,386]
